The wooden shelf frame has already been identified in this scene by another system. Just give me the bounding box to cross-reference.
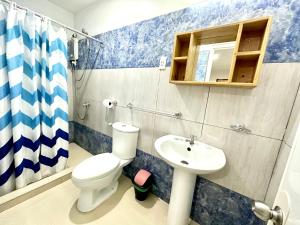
[169,17,272,88]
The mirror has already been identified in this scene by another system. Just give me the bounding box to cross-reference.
[194,41,235,82]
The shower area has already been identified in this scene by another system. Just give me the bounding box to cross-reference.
[0,0,101,198]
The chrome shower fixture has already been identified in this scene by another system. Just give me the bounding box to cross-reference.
[77,102,90,120]
[70,33,79,67]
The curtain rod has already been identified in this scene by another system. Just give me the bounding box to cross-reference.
[0,0,104,46]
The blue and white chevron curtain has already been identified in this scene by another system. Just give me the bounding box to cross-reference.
[0,3,69,196]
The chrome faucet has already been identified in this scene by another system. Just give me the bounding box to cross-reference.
[186,135,196,145]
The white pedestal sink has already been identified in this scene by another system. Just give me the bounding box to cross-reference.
[155,135,226,225]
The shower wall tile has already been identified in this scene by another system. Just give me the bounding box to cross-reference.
[73,69,103,101]
[204,63,300,140]
[157,68,209,123]
[75,68,160,110]
[74,98,102,132]
[77,0,300,70]
[152,116,203,156]
[284,88,300,147]
[200,125,281,200]
[74,97,113,138]
[265,143,291,205]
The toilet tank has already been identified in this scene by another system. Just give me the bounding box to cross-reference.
[112,122,139,159]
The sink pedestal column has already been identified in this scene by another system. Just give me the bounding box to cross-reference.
[167,169,197,225]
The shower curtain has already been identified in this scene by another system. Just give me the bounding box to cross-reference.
[0,3,69,196]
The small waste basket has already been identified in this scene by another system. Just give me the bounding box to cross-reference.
[133,169,152,201]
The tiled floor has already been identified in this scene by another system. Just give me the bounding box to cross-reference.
[0,143,92,211]
[0,176,170,225]
[68,143,93,167]
[0,143,179,225]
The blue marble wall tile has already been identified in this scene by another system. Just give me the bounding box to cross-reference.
[191,178,264,225]
[76,0,300,70]
[73,122,112,154]
[69,121,75,143]
[71,122,264,225]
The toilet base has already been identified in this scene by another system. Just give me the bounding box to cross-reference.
[77,181,119,212]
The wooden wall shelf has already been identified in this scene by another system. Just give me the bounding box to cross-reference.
[169,17,272,88]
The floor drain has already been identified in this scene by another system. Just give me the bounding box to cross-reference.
[181,160,189,165]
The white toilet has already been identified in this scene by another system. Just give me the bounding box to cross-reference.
[72,122,139,212]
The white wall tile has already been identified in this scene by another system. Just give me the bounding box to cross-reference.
[114,107,155,155]
[74,98,104,132]
[264,143,291,205]
[153,116,203,156]
[157,68,209,123]
[204,63,300,139]
[74,69,102,102]
[200,125,281,200]
[74,68,160,154]
[75,68,160,109]
[70,63,300,201]
[284,89,300,147]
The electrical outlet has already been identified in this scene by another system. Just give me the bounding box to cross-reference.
[159,56,167,70]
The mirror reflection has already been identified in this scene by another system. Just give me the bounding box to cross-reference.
[194,41,235,82]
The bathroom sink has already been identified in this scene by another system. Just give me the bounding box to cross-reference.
[154,135,226,225]
[155,135,226,174]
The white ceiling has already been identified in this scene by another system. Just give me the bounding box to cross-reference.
[48,0,99,13]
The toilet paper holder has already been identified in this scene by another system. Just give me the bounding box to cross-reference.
[103,99,117,108]
[103,99,117,126]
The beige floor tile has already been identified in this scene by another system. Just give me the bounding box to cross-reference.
[68,143,93,167]
[0,176,169,225]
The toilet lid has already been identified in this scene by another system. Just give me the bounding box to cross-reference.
[72,153,120,181]
[113,122,139,133]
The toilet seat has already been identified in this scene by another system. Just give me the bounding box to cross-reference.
[72,153,120,182]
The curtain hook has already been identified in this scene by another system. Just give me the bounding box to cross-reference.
[10,1,16,10]
[42,16,49,23]
[41,16,47,22]
[26,8,33,16]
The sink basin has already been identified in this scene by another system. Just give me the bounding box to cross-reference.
[155,135,226,225]
[155,135,226,174]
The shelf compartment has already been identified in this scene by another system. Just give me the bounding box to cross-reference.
[174,33,191,57]
[169,16,271,87]
[174,56,188,62]
[171,60,187,81]
[170,80,256,88]
[236,51,261,60]
[238,19,268,52]
[232,55,259,83]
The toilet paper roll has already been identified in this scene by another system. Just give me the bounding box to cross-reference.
[103,99,114,109]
